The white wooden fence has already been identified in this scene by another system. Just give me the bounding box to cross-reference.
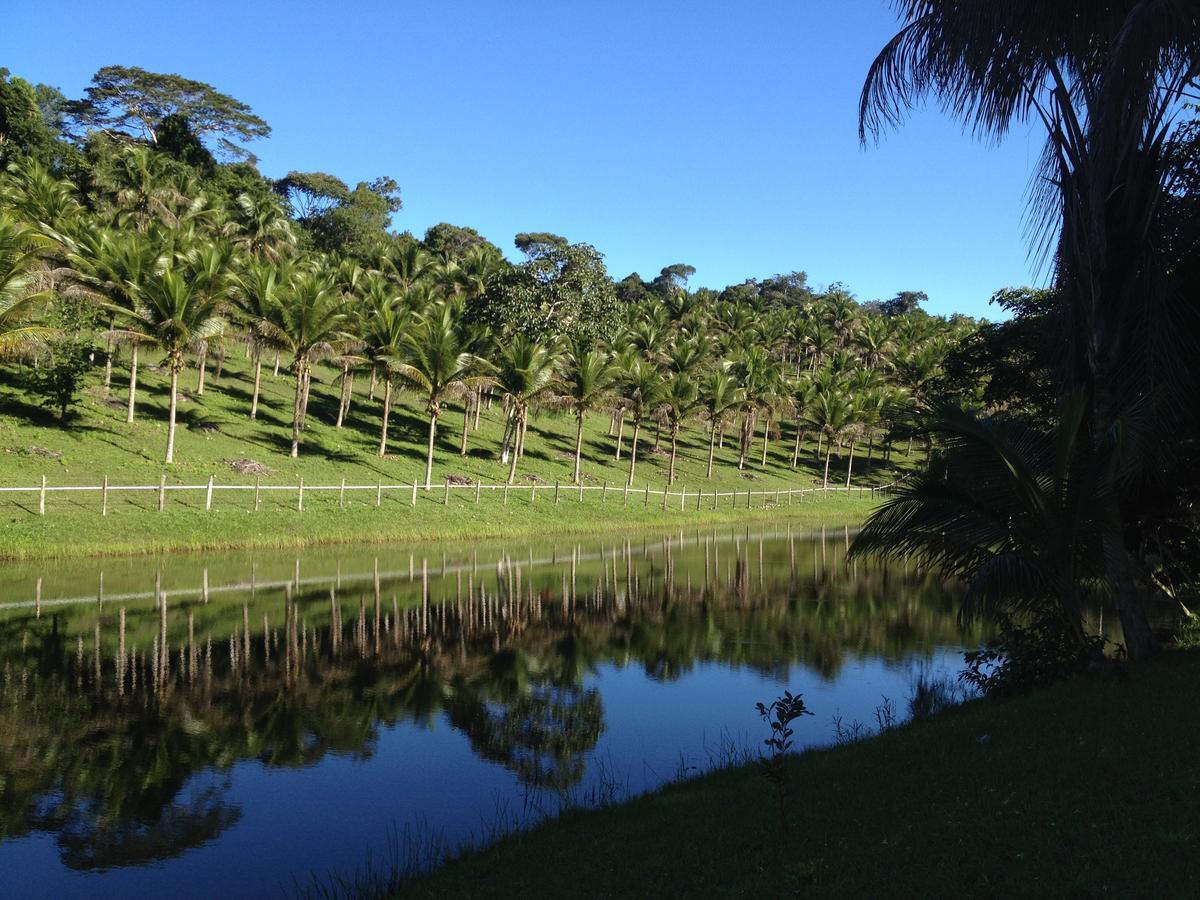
[0,473,910,517]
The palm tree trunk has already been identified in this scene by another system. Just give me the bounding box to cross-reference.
[165,366,179,464]
[474,388,483,429]
[614,412,625,460]
[214,347,225,382]
[335,363,350,428]
[653,419,661,451]
[424,410,438,489]
[273,354,280,377]
[460,399,470,456]
[573,413,585,484]
[507,410,523,484]
[196,342,207,395]
[627,420,641,486]
[103,332,115,392]
[816,433,823,461]
[707,423,717,479]
[125,342,139,424]
[290,366,304,458]
[760,413,771,466]
[791,423,804,468]
[822,443,833,491]
[668,427,678,485]
[378,376,392,457]
[369,368,377,401]
[250,350,262,421]
[300,367,312,429]
[845,439,856,489]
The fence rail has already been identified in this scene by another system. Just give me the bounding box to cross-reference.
[1,473,911,517]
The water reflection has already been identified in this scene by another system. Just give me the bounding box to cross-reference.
[0,525,1005,891]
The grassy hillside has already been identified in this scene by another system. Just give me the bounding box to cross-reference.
[0,349,907,558]
[408,649,1200,898]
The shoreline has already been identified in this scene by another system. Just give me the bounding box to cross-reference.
[0,490,876,562]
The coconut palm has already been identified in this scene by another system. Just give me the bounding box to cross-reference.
[662,373,702,484]
[493,336,559,484]
[619,359,667,487]
[859,0,1200,660]
[359,291,410,457]
[699,369,743,479]
[557,343,613,484]
[0,213,54,358]
[229,259,292,421]
[789,374,817,469]
[264,269,348,458]
[393,303,480,488]
[180,240,234,395]
[117,265,225,463]
[805,387,854,491]
[68,228,161,421]
[231,192,296,262]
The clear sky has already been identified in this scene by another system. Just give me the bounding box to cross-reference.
[3,0,1047,318]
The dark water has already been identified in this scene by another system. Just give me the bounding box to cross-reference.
[0,524,1006,898]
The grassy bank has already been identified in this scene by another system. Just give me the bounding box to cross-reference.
[409,649,1200,898]
[0,350,908,559]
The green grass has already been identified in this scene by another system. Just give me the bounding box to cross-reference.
[0,349,909,559]
[408,650,1200,898]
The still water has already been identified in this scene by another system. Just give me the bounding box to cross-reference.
[1,524,983,897]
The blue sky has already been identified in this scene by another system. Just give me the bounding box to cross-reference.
[4,0,1046,318]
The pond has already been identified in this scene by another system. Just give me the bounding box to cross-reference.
[0,524,1007,897]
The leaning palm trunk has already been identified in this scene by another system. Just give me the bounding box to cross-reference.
[706,421,718,479]
[614,412,625,460]
[165,363,181,464]
[290,363,305,458]
[822,441,833,491]
[249,348,263,420]
[507,408,526,484]
[103,330,114,392]
[668,425,680,485]
[196,342,207,395]
[791,422,805,469]
[378,376,393,457]
[760,412,771,466]
[627,420,641,486]
[845,439,856,489]
[423,405,439,489]
[125,342,139,424]
[573,413,585,484]
[460,399,470,456]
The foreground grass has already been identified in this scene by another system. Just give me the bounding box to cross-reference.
[409,650,1200,898]
[0,350,907,558]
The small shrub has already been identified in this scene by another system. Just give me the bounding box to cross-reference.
[755,690,813,836]
[961,613,1106,698]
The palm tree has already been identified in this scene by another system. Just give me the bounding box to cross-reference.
[182,240,235,395]
[662,373,701,484]
[98,146,187,232]
[493,336,559,484]
[117,265,225,463]
[789,375,817,469]
[699,370,743,479]
[858,0,1199,660]
[619,359,667,487]
[805,387,854,491]
[0,213,54,359]
[229,259,292,421]
[265,270,348,458]
[68,229,161,422]
[557,343,613,484]
[359,292,410,457]
[231,192,296,262]
[393,303,479,488]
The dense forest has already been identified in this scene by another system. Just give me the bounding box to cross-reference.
[0,64,977,495]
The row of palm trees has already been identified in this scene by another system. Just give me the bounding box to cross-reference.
[0,150,962,485]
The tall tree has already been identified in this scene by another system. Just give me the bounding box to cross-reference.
[557,343,613,484]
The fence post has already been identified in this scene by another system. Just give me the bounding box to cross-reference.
[297,476,304,512]
[579,481,584,503]
[602,482,608,504]
[746,487,752,509]
[661,487,668,510]
[554,480,560,505]
[39,475,46,516]
[158,474,166,512]
[443,477,450,506]
[254,476,261,511]
[206,475,214,512]
[696,487,702,511]
[644,483,650,507]
[531,483,537,504]
[339,478,346,509]
[376,479,382,508]
[623,483,629,506]
[101,475,109,517]
[475,481,481,504]
[503,482,509,505]
[412,480,418,506]
[681,487,687,511]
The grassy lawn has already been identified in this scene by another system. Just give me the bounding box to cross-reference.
[409,649,1200,898]
[0,350,908,558]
